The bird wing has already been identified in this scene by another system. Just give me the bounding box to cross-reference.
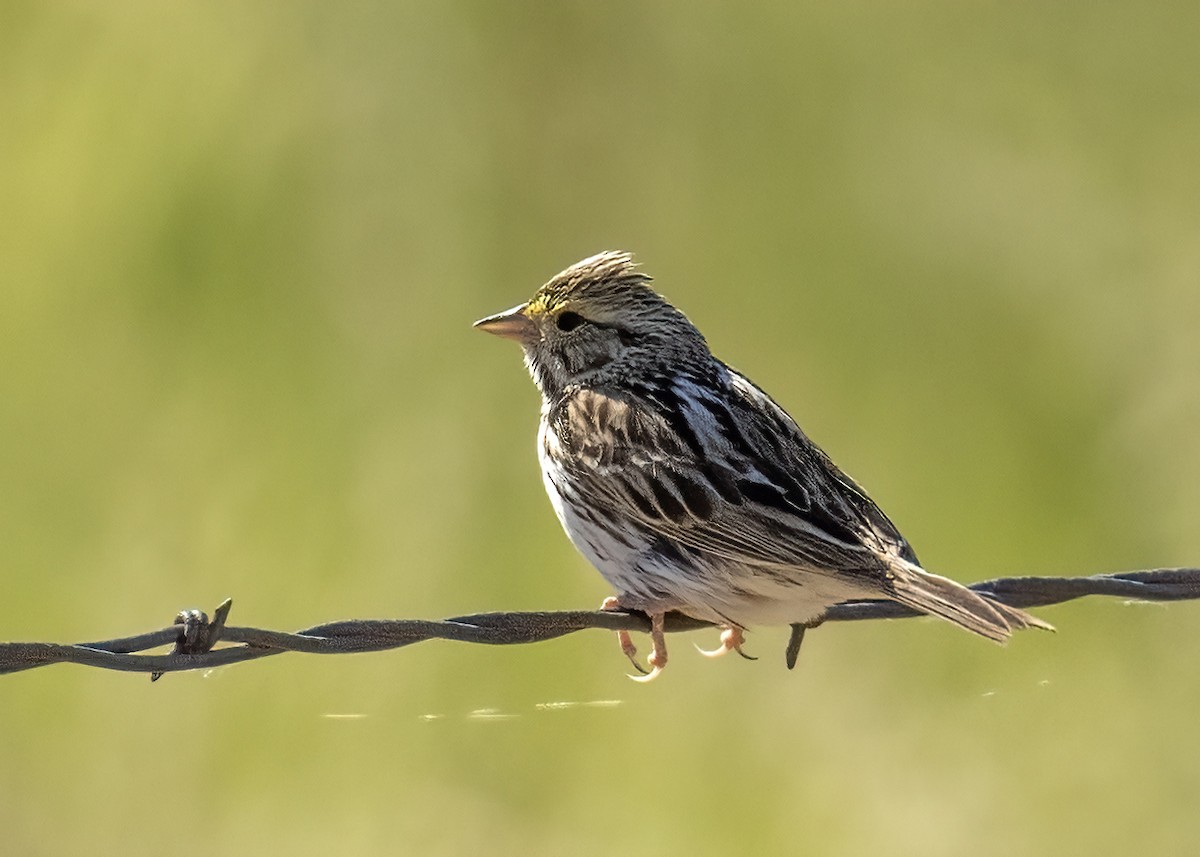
[551,370,919,576]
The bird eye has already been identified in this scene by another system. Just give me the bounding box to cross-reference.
[556,311,585,332]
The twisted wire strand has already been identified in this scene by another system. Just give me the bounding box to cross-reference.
[2,568,1197,677]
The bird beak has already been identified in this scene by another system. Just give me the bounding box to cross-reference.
[473,303,538,343]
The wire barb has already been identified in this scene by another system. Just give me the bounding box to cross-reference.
[150,599,233,681]
[1,568,1198,678]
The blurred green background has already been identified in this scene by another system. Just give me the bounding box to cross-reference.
[2,2,1199,854]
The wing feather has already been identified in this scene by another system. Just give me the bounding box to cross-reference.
[548,371,1051,640]
[551,371,910,579]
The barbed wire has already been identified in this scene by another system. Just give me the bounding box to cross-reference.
[2,568,1197,679]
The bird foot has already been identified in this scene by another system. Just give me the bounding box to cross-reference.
[629,665,663,683]
[695,626,756,660]
[629,633,667,683]
[601,597,669,680]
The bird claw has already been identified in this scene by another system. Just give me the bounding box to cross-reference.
[628,665,664,683]
[623,644,649,676]
[629,643,667,682]
[601,597,649,674]
[616,629,644,671]
[695,627,754,661]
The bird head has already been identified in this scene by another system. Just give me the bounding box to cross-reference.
[475,251,709,398]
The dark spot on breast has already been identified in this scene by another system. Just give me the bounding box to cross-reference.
[583,537,609,562]
[551,406,575,449]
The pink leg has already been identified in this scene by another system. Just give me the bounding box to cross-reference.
[630,612,667,683]
[600,596,645,674]
[601,598,669,682]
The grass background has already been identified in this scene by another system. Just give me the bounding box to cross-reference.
[2,2,1198,854]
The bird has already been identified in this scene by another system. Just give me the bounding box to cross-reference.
[475,251,1051,680]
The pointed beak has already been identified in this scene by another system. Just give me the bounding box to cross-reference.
[473,303,538,343]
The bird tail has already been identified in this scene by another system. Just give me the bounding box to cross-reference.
[886,562,1054,643]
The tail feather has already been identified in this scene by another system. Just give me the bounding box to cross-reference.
[887,565,1054,643]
